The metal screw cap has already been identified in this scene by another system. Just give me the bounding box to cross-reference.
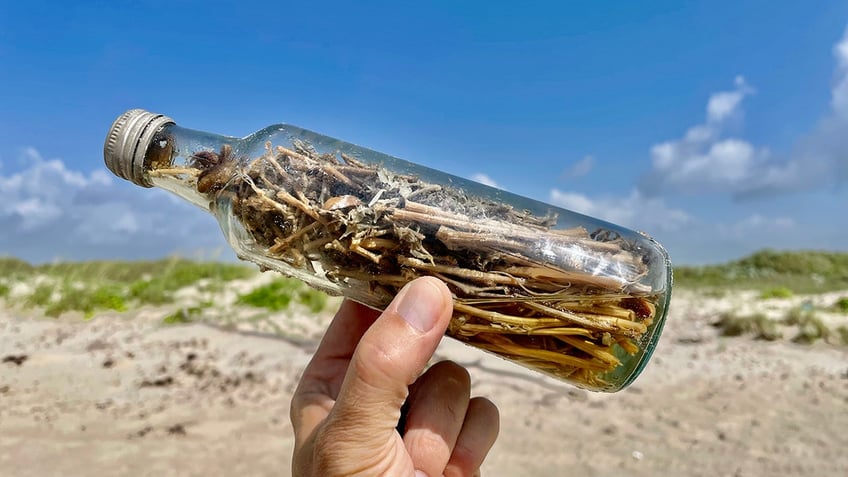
[103,109,175,187]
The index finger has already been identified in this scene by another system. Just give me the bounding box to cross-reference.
[300,299,381,396]
[318,300,381,358]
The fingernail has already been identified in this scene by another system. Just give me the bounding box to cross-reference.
[415,471,428,477]
[395,278,444,332]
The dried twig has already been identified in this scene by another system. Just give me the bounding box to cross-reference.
[151,143,665,390]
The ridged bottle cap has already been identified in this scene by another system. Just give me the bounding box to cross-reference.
[103,109,175,187]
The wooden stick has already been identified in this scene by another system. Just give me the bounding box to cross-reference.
[523,302,647,335]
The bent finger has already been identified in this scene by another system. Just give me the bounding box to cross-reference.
[443,397,499,477]
[291,300,380,442]
[402,361,471,477]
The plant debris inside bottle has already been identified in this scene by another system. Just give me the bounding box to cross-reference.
[149,141,664,390]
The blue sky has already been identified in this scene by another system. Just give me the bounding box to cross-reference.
[1,1,847,264]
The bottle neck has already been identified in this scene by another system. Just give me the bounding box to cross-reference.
[144,123,238,211]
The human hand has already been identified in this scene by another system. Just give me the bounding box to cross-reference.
[290,277,499,477]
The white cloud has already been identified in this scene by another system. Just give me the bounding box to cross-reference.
[549,190,595,214]
[707,75,753,123]
[471,173,498,188]
[643,27,848,198]
[0,149,104,231]
[560,155,594,180]
[548,188,690,232]
[545,29,848,263]
[641,77,771,196]
[0,148,229,262]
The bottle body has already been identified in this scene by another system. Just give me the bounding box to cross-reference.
[105,110,672,392]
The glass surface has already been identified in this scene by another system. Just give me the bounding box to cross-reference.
[140,122,672,392]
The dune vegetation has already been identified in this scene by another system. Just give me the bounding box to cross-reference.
[0,257,256,318]
[676,250,848,346]
[673,249,848,293]
[1,250,847,344]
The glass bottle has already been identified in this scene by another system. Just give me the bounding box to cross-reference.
[104,109,672,392]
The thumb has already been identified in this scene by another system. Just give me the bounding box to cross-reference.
[328,277,453,437]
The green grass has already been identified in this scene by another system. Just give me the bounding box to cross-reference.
[0,257,35,280]
[128,260,254,304]
[783,306,829,344]
[837,327,848,346]
[3,248,846,317]
[44,284,128,318]
[713,312,782,341]
[24,283,54,308]
[238,278,327,313]
[675,250,848,293]
[759,287,794,299]
[713,302,848,346]
[5,257,256,317]
[23,281,131,318]
[701,288,728,299]
[299,288,328,313]
[3,256,333,319]
[162,305,206,325]
[714,302,836,344]
[73,259,256,305]
[9,258,253,287]
[238,279,301,311]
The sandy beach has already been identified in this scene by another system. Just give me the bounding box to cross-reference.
[2,288,847,476]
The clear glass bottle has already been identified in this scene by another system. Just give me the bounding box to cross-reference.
[104,109,672,392]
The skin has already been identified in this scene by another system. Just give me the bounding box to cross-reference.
[290,277,500,477]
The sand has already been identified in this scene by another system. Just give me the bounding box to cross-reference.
[1,289,847,476]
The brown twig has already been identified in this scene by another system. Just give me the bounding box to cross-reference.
[150,140,665,390]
